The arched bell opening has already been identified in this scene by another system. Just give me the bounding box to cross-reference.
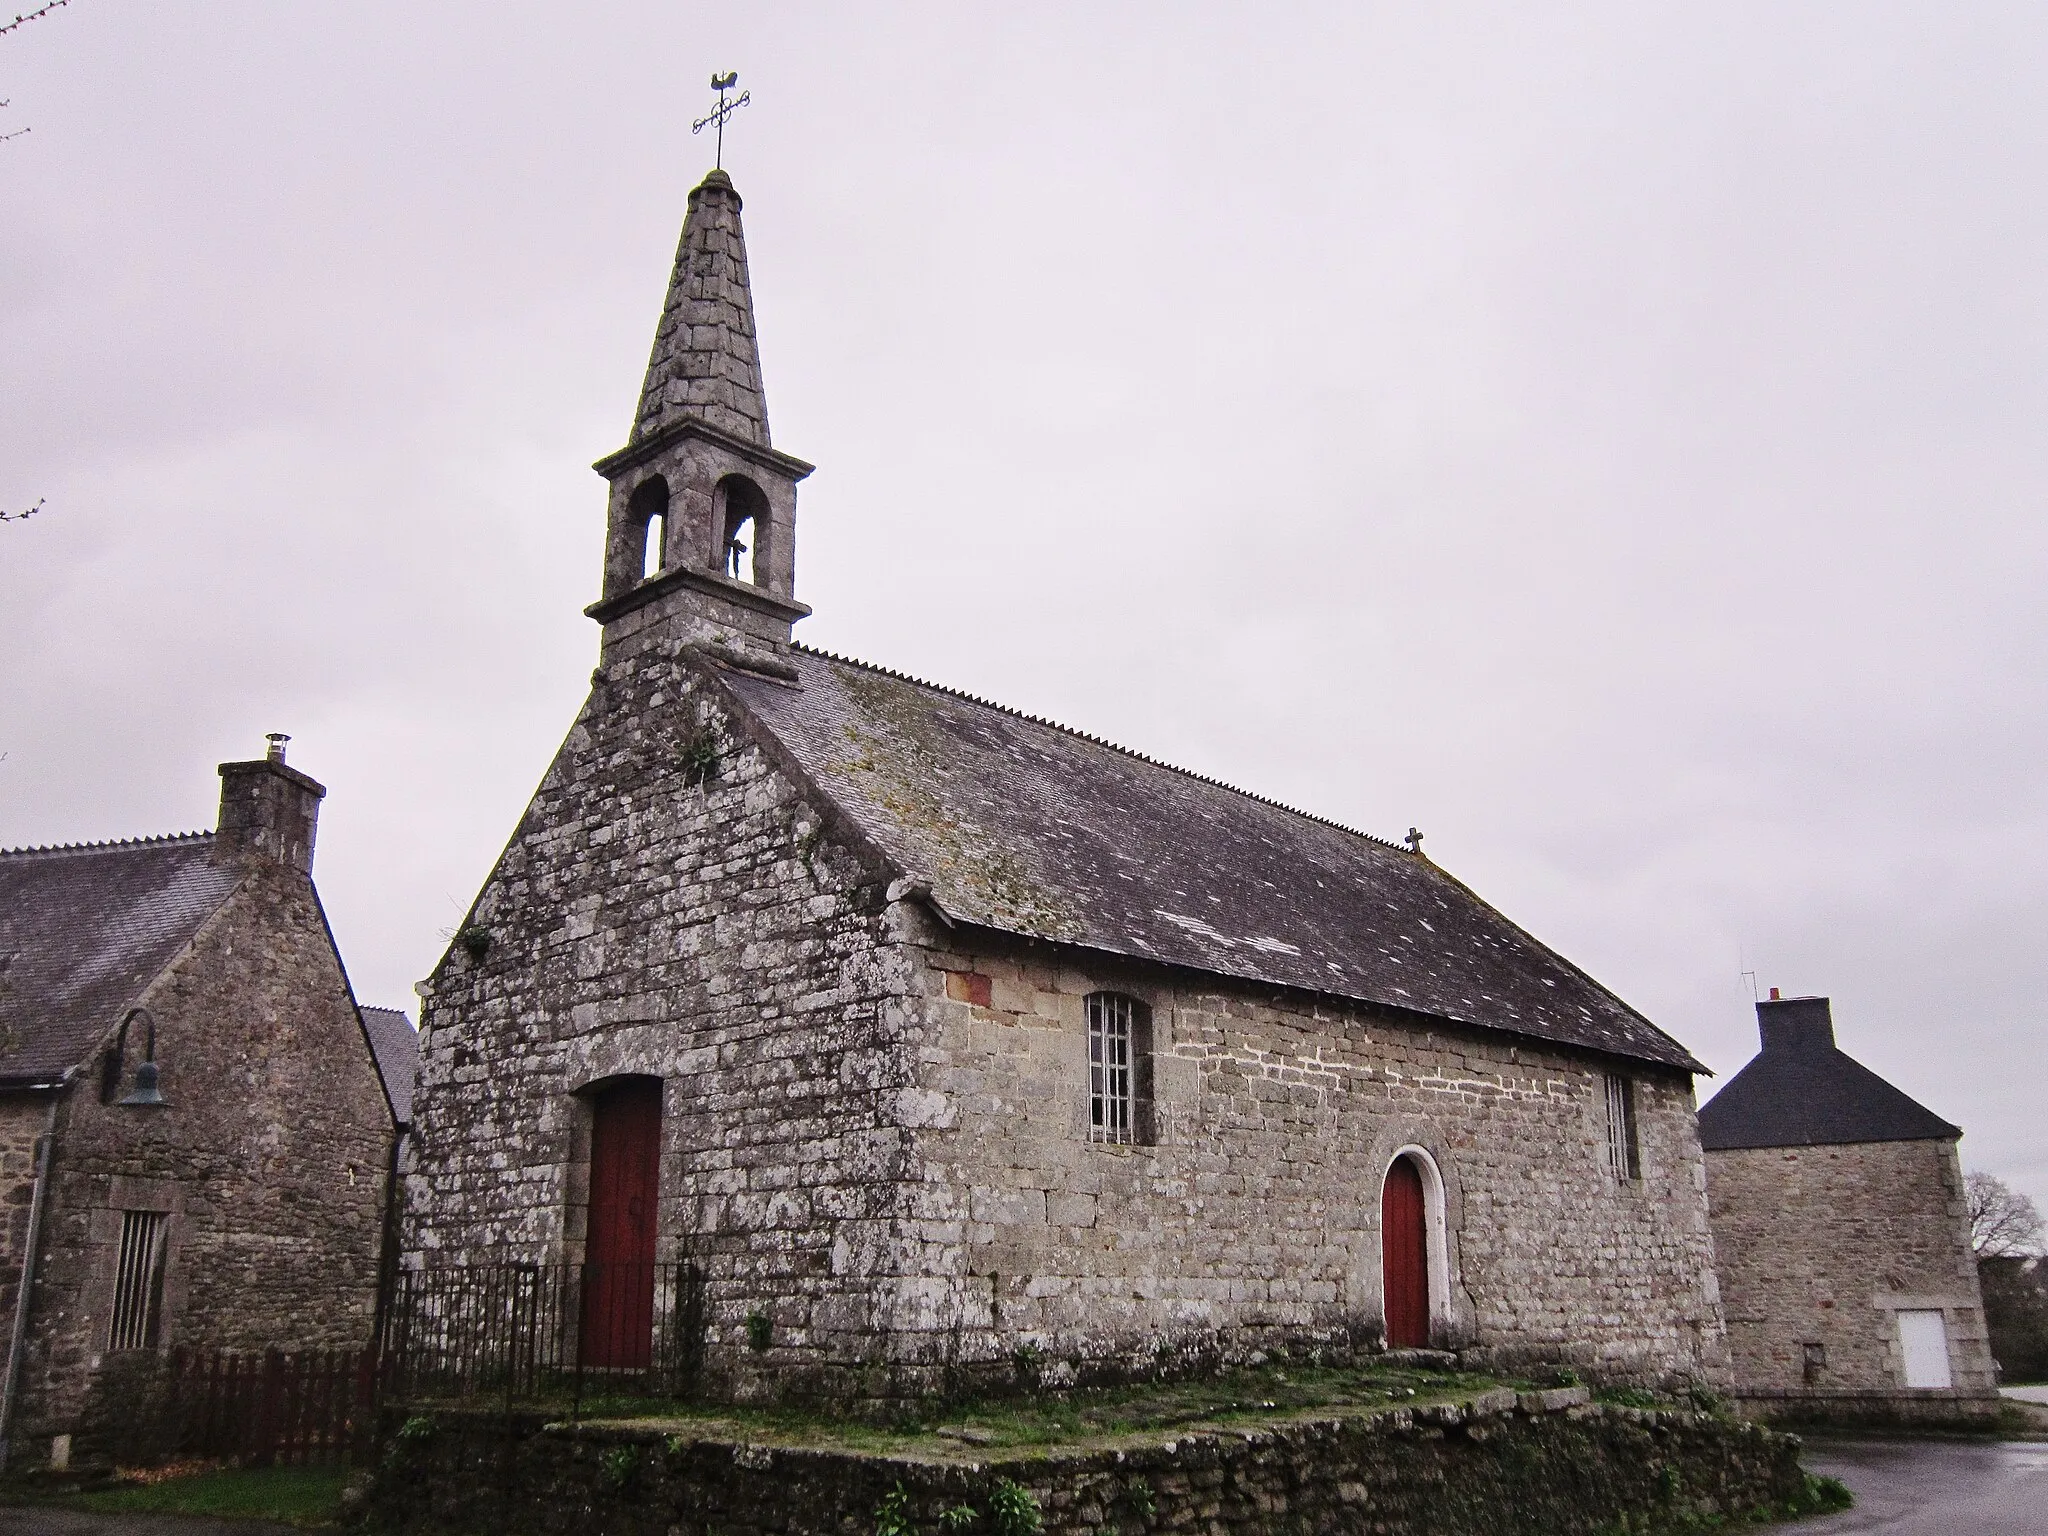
[630,477,671,583]
[714,474,771,586]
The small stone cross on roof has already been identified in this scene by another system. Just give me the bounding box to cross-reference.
[693,71,750,170]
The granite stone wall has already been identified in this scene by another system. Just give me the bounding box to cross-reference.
[8,856,395,1465]
[1705,1137,1999,1420]
[0,1093,51,1368]
[900,937,1729,1388]
[405,642,1728,1401]
[361,1395,1815,1536]
[403,643,919,1398]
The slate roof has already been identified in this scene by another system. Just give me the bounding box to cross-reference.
[359,1005,419,1125]
[0,833,240,1086]
[1698,998,1961,1150]
[718,648,1704,1071]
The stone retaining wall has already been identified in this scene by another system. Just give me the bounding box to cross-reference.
[361,1391,1814,1536]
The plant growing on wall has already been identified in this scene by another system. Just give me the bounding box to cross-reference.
[873,1483,915,1536]
[598,1443,641,1493]
[988,1479,1041,1536]
[745,1308,773,1352]
[678,725,721,788]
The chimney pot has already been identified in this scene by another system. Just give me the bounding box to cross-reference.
[1769,986,1781,1000]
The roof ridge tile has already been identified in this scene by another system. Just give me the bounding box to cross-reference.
[791,644,1409,855]
[0,830,214,859]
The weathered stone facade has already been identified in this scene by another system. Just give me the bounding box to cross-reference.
[406,654,921,1386]
[1706,1138,1997,1420]
[0,1096,52,1368]
[0,751,400,1469]
[403,164,1733,1406]
[1699,995,1999,1422]
[910,938,1723,1384]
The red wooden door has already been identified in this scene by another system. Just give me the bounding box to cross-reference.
[1381,1156,1430,1349]
[580,1078,661,1369]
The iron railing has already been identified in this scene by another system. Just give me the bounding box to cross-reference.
[381,1261,708,1406]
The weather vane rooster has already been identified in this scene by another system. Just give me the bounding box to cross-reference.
[693,71,750,170]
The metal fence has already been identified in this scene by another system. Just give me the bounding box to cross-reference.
[380,1261,708,1405]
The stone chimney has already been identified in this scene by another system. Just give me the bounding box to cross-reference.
[1756,994,1836,1055]
[215,733,325,874]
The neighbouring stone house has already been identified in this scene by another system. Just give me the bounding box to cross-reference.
[1698,992,1999,1422]
[401,167,1733,1403]
[0,740,409,1471]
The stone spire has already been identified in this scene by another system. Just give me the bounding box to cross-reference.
[633,169,771,447]
[588,167,813,665]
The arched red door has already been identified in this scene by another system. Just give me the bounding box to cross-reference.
[1381,1156,1430,1349]
[581,1077,662,1369]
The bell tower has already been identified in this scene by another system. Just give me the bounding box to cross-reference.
[585,169,813,663]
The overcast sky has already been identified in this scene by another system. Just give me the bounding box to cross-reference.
[4,3,2043,1214]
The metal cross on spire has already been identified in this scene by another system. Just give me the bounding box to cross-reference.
[692,71,750,170]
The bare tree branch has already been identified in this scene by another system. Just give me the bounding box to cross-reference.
[1,498,47,522]
[1968,1170,2046,1258]
[3,0,77,144]
[0,2,70,37]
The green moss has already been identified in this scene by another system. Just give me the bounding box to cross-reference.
[558,1359,1505,1457]
[828,673,1080,941]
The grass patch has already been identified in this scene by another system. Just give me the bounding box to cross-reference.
[537,1359,1506,1456]
[61,1463,347,1527]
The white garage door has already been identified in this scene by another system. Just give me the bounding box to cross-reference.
[1896,1309,1953,1389]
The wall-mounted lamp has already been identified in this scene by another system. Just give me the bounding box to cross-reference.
[115,1006,169,1109]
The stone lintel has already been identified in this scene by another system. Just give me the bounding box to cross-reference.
[592,416,814,486]
[584,561,813,629]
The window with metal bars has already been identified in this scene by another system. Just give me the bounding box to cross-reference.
[109,1210,168,1351]
[1087,993,1152,1145]
[1604,1074,1640,1183]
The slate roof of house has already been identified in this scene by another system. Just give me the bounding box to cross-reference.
[1698,998,1960,1149]
[359,1005,419,1125]
[0,833,240,1086]
[718,648,1704,1071]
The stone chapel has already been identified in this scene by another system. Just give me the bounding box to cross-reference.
[401,167,1733,1401]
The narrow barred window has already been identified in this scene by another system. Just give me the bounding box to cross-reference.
[1088,993,1135,1144]
[109,1210,168,1351]
[1604,1074,1640,1182]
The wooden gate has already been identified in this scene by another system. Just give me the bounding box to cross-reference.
[1381,1156,1430,1349]
[579,1077,662,1369]
[171,1349,373,1465]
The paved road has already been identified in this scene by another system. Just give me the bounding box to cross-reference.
[1800,1438,2048,1534]
[0,1510,293,1535]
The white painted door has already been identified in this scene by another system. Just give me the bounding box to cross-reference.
[1896,1309,1953,1389]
